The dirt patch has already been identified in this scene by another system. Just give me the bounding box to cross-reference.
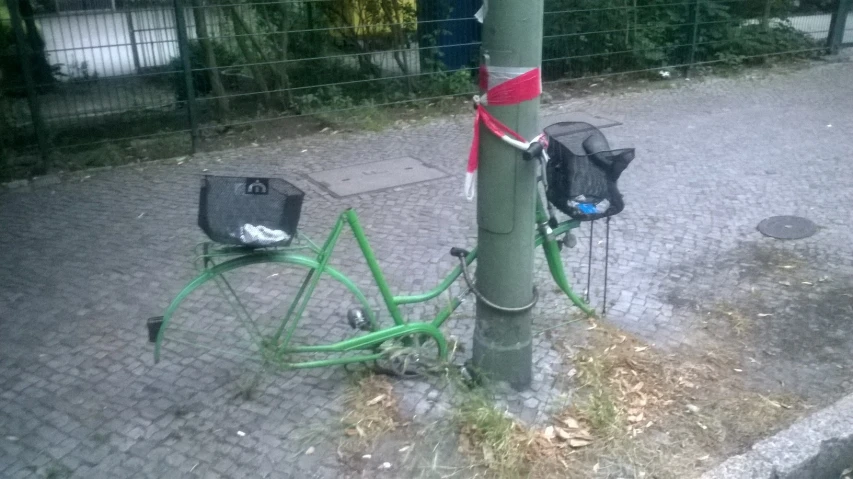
[340,373,401,450]
[665,241,853,403]
[450,320,806,478]
[2,97,469,182]
[330,312,818,478]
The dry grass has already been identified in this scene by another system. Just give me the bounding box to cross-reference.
[454,320,806,479]
[454,392,536,477]
[713,304,753,338]
[340,373,401,451]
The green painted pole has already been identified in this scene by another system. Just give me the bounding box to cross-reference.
[472,0,543,389]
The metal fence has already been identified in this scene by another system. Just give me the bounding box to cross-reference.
[2,0,851,178]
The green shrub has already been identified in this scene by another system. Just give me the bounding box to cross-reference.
[714,22,819,65]
[542,0,820,81]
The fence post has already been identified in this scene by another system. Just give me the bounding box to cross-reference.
[7,0,51,173]
[827,0,852,54]
[687,0,701,76]
[173,0,199,153]
[127,11,142,73]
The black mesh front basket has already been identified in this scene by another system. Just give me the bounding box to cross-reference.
[198,175,304,247]
[544,122,635,221]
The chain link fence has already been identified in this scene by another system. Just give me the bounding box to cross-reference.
[2,0,851,179]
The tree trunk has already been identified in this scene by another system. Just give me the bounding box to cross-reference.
[227,6,272,103]
[379,0,413,90]
[275,1,294,109]
[762,0,772,28]
[191,0,229,117]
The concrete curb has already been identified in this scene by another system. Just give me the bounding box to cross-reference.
[701,393,853,479]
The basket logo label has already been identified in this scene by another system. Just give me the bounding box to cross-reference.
[245,178,269,195]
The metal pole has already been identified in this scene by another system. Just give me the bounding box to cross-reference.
[173,0,199,152]
[127,11,142,73]
[7,0,51,173]
[827,0,852,54]
[687,0,701,77]
[472,0,543,390]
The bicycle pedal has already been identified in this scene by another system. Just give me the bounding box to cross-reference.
[561,233,577,249]
[346,308,370,331]
[146,316,164,343]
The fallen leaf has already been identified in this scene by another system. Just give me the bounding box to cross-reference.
[696,422,707,430]
[398,445,410,453]
[305,446,315,455]
[567,368,577,378]
[760,395,791,409]
[366,394,386,406]
[362,454,372,459]
[686,404,700,414]
[542,426,555,440]
[628,412,645,423]
[801,281,813,285]
[734,368,743,372]
[379,462,392,469]
[593,462,600,473]
[630,381,645,393]
[569,438,592,448]
[631,394,648,407]
[236,430,246,437]
[698,455,710,461]
[555,427,573,440]
[779,281,791,286]
[562,417,580,429]
[634,346,649,352]
[483,445,494,464]
[781,265,795,269]
[586,322,598,331]
[757,313,773,317]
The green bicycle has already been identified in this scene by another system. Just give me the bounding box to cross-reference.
[148,122,634,375]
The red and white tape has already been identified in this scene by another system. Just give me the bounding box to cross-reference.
[465,65,542,199]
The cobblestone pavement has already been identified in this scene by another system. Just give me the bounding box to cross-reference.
[2,55,853,478]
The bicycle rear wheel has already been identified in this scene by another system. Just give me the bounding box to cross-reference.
[153,253,376,369]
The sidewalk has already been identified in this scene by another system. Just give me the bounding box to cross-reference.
[1,56,852,478]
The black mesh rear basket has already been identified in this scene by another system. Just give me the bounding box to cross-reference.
[544,122,635,221]
[198,175,304,247]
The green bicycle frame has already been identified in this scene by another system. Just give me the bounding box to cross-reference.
[154,191,592,369]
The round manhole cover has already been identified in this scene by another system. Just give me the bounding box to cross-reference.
[757,216,817,240]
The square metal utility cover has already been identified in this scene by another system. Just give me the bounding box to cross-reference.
[541,111,622,129]
[307,157,447,197]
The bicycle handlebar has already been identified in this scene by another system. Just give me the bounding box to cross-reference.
[496,133,546,162]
